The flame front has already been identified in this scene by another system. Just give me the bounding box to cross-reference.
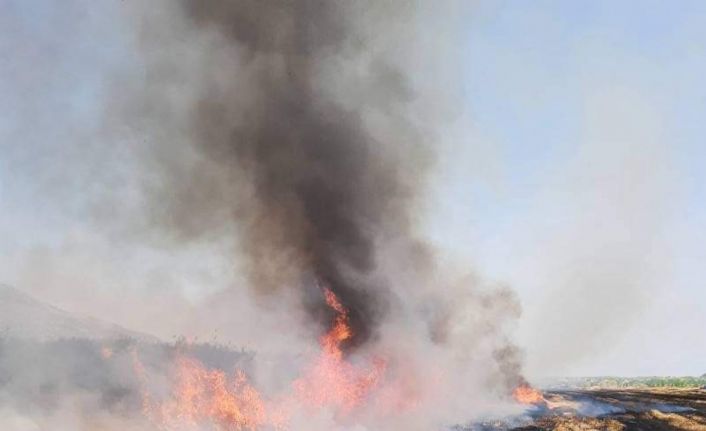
[154,358,266,430]
[292,287,386,414]
[136,286,387,430]
[320,287,352,359]
[512,383,544,405]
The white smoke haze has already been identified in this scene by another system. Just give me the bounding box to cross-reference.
[500,52,678,379]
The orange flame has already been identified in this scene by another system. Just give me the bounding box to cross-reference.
[156,358,265,430]
[292,287,386,414]
[100,346,113,359]
[512,383,544,405]
[136,286,388,430]
[320,287,352,358]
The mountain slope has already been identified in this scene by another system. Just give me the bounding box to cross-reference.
[0,285,159,342]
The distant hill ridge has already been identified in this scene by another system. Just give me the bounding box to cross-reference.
[0,284,159,342]
[543,375,706,389]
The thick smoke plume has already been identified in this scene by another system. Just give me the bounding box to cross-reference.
[120,0,526,401]
[128,0,437,347]
[0,1,528,429]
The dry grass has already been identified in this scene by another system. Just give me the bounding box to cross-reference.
[537,416,625,431]
[512,388,706,430]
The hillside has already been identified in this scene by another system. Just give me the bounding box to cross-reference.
[0,284,158,342]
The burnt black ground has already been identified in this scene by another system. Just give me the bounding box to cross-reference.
[521,388,706,430]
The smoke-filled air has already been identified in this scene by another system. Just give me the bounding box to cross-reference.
[3,1,705,430]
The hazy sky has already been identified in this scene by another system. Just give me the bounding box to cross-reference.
[434,0,706,377]
[1,1,705,378]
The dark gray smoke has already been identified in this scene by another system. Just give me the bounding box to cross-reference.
[127,0,431,347]
[116,5,530,417]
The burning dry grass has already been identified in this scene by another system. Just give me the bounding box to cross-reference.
[4,332,705,430]
[0,288,526,431]
[512,384,545,405]
[132,287,408,430]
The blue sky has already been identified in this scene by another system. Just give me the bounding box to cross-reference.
[1,1,705,377]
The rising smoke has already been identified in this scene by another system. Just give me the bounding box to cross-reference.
[122,0,525,404]
[126,0,458,349]
[0,1,527,429]
[159,1,425,346]
[117,0,526,422]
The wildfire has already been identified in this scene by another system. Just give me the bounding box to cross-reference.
[320,287,352,358]
[292,287,387,414]
[136,286,387,430]
[512,383,545,405]
[152,358,266,430]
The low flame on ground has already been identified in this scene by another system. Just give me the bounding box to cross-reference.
[134,287,390,430]
[512,383,545,405]
[152,357,266,430]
